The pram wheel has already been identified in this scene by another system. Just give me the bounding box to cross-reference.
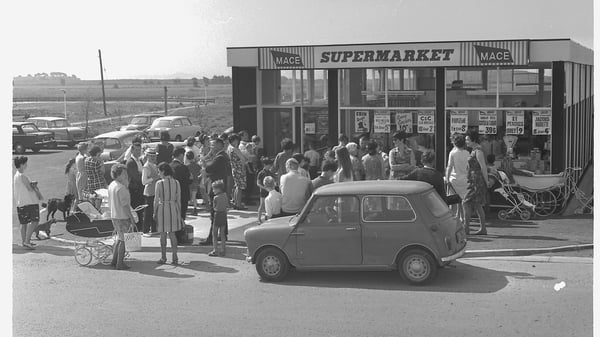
[519,210,532,221]
[497,210,509,220]
[75,246,92,266]
[97,243,113,265]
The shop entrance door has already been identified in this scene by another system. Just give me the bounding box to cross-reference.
[263,108,293,157]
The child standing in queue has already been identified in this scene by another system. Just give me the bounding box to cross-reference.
[209,180,228,257]
[256,157,275,223]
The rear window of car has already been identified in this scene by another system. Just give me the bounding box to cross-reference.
[21,124,39,133]
[362,195,416,222]
[131,117,148,124]
[181,118,192,126]
[423,191,450,218]
[151,120,171,128]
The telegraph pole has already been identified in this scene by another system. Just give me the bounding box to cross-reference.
[164,86,168,116]
[98,49,108,116]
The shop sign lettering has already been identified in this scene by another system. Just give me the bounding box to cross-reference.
[449,111,468,134]
[474,45,514,64]
[395,112,413,134]
[417,111,435,134]
[270,50,304,67]
[374,111,390,133]
[478,111,497,134]
[319,49,454,63]
[355,111,369,133]
[505,111,524,135]
[532,111,552,135]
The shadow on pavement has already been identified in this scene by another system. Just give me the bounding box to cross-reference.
[271,261,556,293]
[86,259,239,278]
[12,243,74,257]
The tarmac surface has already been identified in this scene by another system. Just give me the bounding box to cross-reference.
[36,201,593,258]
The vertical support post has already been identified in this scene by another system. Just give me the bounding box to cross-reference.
[551,61,565,173]
[164,86,168,116]
[328,69,338,148]
[435,67,446,173]
[98,49,108,116]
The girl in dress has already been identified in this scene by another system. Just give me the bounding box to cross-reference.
[154,162,184,265]
[463,130,490,235]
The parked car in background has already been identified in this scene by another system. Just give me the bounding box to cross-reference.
[120,113,163,131]
[147,116,201,142]
[91,130,150,161]
[27,116,87,148]
[244,180,467,285]
[13,122,56,154]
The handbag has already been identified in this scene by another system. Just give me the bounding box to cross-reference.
[124,225,142,252]
[445,194,462,205]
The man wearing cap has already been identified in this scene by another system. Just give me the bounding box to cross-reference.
[142,147,160,236]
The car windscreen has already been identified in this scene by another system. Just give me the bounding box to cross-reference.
[423,191,450,218]
[21,124,40,133]
[95,138,121,149]
[151,120,171,128]
[131,117,148,124]
[53,120,69,127]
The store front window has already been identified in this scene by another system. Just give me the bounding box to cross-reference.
[263,108,293,156]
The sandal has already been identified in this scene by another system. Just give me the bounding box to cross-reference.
[22,243,35,250]
[171,259,179,265]
[157,258,167,264]
[208,250,218,257]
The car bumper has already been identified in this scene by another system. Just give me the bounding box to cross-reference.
[441,244,467,262]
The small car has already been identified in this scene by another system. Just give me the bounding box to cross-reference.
[13,122,56,154]
[27,117,87,148]
[120,113,163,132]
[147,116,201,142]
[244,180,467,285]
[91,130,150,161]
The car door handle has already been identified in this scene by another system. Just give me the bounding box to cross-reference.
[290,232,305,236]
[345,227,358,231]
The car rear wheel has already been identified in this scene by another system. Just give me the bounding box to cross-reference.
[67,142,77,148]
[398,249,437,285]
[31,147,41,153]
[175,135,182,141]
[255,248,289,282]
[14,143,26,154]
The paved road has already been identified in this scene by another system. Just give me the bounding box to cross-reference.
[12,248,592,337]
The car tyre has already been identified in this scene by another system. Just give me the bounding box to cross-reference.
[398,249,437,285]
[68,142,77,148]
[255,248,289,282]
[14,143,26,154]
[31,147,41,153]
[175,135,182,141]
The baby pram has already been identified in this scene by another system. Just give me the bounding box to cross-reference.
[490,170,536,221]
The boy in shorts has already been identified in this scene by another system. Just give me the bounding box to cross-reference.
[256,157,275,223]
[209,180,228,257]
[13,156,43,249]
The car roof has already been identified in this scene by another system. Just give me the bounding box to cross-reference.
[313,180,433,196]
[154,116,188,121]
[134,113,163,117]
[94,130,143,139]
[27,117,65,121]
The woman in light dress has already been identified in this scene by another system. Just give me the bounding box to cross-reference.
[154,162,184,265]
[445,133,470,223]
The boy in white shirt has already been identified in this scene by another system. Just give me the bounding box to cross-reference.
[263,176,282,220]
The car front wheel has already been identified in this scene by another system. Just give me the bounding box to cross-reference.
[14,143,26,154]
[398,249,437,285]
[255,248,289,282]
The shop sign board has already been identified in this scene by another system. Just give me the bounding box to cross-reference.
[374,111,390,133]
[532,111,552,135]
[304,122,315,135]
[355,111,369,133]
[314,43,460,68]
[478,111,497,134]
[505,111,524,135]
[395,112,413,133]
[449,111,468,134]
[460,40,529,66]
[417,111,435,134]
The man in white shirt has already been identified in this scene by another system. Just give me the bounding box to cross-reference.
[108,163,136,270]
[280,158,311,216]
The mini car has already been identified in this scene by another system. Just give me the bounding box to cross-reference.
[91,130,150,161]
[244,180,467,285]
[27,116,87,148]
[147,116,201,142]
[13,122,56,154]
[120,113,163,131]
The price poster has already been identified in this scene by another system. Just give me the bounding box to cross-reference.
[532,111,552,135]
[505,111,524,135]
[316,115,328,134]
[355,111,369,133]
[478,111,497,134]
[373,111,390,133]
[304,122,315,134]
[395,112,413,133]
[449,111,468,134]
[417,111,435,134]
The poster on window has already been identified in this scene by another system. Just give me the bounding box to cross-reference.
[450,111,468,134]
[478,111,497,134]
[374,111,390,133]
[355,111,369,133]
[316,115,328,134]
[395,112,413,133]
[304,122,315,134]
[505,111,524,135]
[532,111,552,135]
[417,111,435,134]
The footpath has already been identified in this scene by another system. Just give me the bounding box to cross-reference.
[41,202,593,259]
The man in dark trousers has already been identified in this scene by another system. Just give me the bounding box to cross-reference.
[170,147,192,221]
[126,142,145,231]
[400,151,446,200]
[200,138,230,245]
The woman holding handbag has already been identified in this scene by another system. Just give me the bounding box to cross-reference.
[154,162,184,265]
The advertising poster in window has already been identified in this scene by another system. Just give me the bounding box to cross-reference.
[505,111,524,135]
[478,111,497,134]
[316,115,328,134]
[532,111,552,135]
[395,112,413,133]
[304,122,316,135]
[450,111,468,134]
[417,111,435,134]
[374,111,390,133]
[355,111,369,133]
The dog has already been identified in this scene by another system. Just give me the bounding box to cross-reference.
[47,194,74,221]
[35,203,56,240]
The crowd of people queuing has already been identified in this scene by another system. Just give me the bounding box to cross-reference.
[14,126,491,268]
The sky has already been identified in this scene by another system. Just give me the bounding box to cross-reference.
[3,0,595,80]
